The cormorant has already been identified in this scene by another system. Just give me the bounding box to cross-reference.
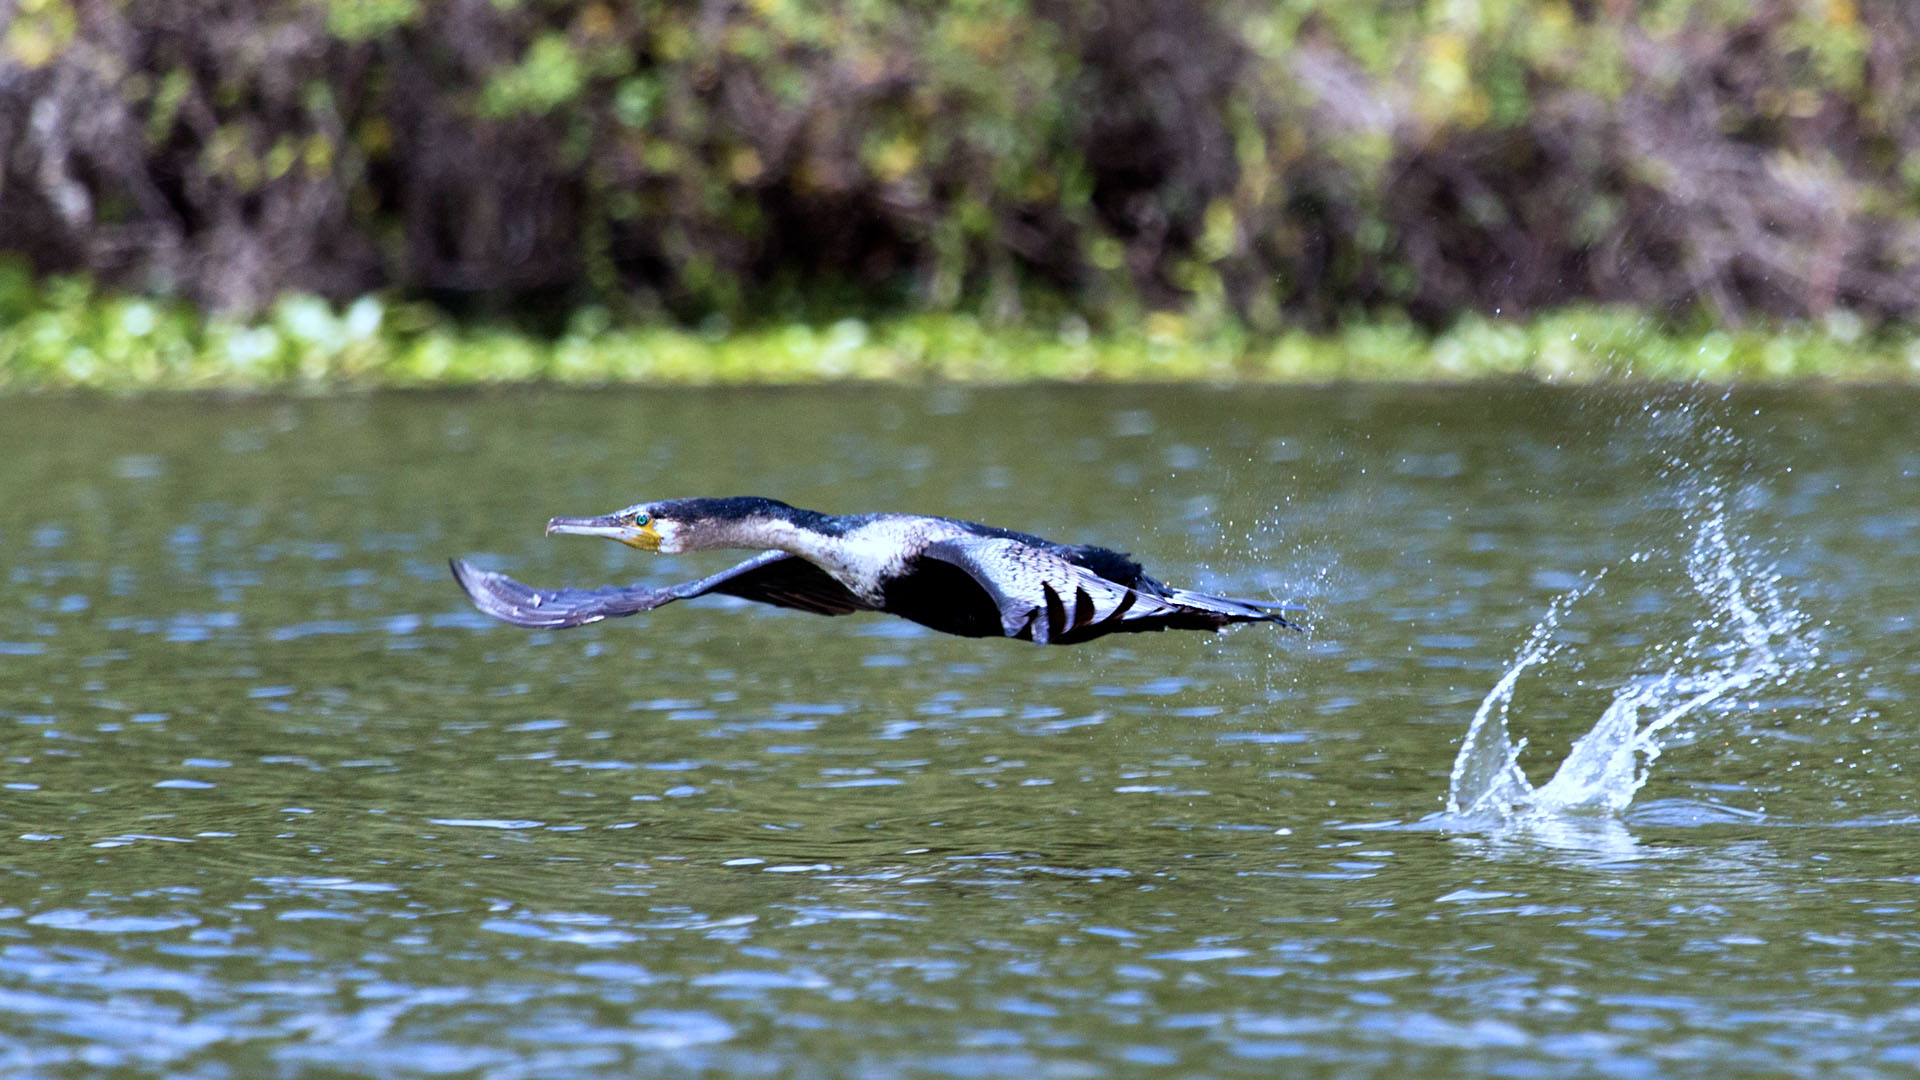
[449,496,1301,646]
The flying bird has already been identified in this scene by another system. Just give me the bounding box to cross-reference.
[450,496,1301,646]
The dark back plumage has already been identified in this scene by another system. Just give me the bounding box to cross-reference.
[646,495,878,538]
[647,495,794,523]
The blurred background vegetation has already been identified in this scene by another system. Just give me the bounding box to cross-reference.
[3,0,1918,384]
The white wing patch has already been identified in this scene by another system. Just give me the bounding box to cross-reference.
[921,537,1192,644]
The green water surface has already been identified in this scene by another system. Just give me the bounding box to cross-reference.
[1,385,1915,1077]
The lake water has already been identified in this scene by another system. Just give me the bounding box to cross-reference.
[2,384,1915,1077]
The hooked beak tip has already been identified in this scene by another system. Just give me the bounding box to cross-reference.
[544,515,606,538]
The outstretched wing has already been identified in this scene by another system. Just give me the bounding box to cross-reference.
[703,553,874,616]
[918,538,1294,645]
[449,552,872,629]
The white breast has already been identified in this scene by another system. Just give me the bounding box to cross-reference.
[784,516,970,602]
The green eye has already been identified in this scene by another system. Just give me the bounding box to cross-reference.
[632,513,651,527]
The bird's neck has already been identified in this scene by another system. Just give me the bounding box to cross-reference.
[670,514,808,554]
[710,513,920,602]
[674,510,839,560]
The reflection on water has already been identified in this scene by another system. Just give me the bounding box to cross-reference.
[2,385,1917,1076]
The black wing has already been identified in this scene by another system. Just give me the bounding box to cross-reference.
[702,553,874,616]
[449,552,872,630]
[918,537,1301,645]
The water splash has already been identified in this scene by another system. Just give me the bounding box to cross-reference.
[1445,502,1812,825]
[1444,574,1600,818]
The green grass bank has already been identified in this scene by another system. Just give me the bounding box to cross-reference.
[4,276,1917,392]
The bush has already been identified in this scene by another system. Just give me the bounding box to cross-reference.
[3,0,1917,328]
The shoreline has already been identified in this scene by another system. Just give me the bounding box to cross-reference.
[4,294,1916,392]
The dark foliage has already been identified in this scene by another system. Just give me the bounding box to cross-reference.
[3,0,1916,326]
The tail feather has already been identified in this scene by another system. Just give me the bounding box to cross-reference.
[1163,587,1305,631]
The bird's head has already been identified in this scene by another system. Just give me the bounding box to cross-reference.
[545,496,800,555]
[545,504,668,551]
